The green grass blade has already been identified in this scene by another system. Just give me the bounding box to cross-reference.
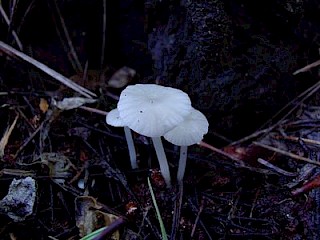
[80,226,107,240]
[147,177,168,240]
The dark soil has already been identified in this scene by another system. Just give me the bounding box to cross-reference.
[1,0,320,239]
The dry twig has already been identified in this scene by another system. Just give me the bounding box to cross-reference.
[254,141,320,167]
[257,158,297,177]
[0,41,96,98]
[293,59,320,75]
[0,3,23,50]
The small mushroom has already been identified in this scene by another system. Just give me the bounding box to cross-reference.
[164,108,209,183]
[117,84,192,187]
[106,108,138,169]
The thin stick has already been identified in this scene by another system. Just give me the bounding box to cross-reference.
[170,184,183,240]
[273,135,320,147]
[293,59,320,75]
[232,76,320,147]
[79,106,108,116]
[253,141,320,167]
[52,0,83,72]
[0,3,23,50]
[8,0,17,27]
[259,78,320,130]
[15,0,35,35]
[100,0,107,68]
[13,120,44,159]
[228,125,276,146]
[191,199,204,237]
[199,141,244,165]
[82,60,89,86]
[0,41,96,98]
[188,198,213,240]
[93,217,127,240]
[257,158,297,177]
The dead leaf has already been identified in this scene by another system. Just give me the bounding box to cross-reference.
[0,115,18,158]
[40,152,75,184]
[39,98,49,113]
[107,66,136,88]
[75,196,120,239]
[53,97,96,110]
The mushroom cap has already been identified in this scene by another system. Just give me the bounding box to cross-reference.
[164,108,209,146]
[106,108,125,127]
[118,84,192,137]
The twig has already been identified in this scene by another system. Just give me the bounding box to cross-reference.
[79,106,108,116]
[192,142,273,174]
[170,184,183,240]
[293,59,320,75]
[8,0,18,33]
[13,120,44,159]
[257,158,297,177]
[188,198,213,240]
[199,141,244,165]
[211,130,232,143]
[52,0,83,73]
[228,125,277,146]
[273,135,320,147]
[93,217,127,240]
[9,0,17,20]
[253,141,320,167]
[259,76,320,130]
[0,41,96,98]
[15,0,35,35]
[191,198,204,238]
[0,3,23,50]
[291,174,320,196]
[249,189,260,218]
[82,60,89,85]
[105,91,120,100]
[100,0,107,68]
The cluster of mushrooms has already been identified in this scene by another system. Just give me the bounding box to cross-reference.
[106,84,209,187]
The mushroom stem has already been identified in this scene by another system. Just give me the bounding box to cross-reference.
[177,146,188,183]
[151,137,171,188]
[124,126,138,169]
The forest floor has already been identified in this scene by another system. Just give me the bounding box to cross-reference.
[1,1,320,240]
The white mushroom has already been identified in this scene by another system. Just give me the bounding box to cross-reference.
[164,108,209,183]
[117,84,192,187]
[106,108,138,169]
[118,84,192,137]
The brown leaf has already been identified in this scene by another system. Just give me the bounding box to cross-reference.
[39,98,49,113]
[0,115,18,158]
[75,196,120,239]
